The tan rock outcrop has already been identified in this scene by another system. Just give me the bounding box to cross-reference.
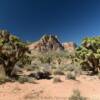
[62,42,76,52]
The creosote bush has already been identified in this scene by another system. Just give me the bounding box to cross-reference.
[66,71,76,80]
[69,89,87,100]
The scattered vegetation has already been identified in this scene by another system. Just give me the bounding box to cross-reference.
[27,50,74,80]
[69,89,87,100]
[36,50,71,64]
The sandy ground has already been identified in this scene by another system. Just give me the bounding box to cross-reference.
[0,75,100,100]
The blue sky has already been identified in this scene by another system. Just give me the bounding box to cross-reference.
[0,0,100,44]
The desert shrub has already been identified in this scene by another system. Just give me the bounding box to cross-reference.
[27,77,37,84]
[18,76,29,83]
[18,76,37,83]
[23,63,52,80]
[69,89,87,100]
[66,71,76,80]
[24,64,40,72]
[0,76,13,84]
[37,52,52,64]
[53,76,62,83]
[52,68,64,75]
[66,64,75,71]
[63,64,81,76]
[36,50,70,64]
[76,37,100,74]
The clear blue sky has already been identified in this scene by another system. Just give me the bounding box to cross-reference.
[0,0,100,44]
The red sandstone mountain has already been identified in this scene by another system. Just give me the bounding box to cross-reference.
[28,35,76,52]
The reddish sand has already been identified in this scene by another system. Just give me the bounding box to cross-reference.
[0,75,100,100]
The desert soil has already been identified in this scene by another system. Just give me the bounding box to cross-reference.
[0,75,100,100]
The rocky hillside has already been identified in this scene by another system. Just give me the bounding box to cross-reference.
[28,34,76,52]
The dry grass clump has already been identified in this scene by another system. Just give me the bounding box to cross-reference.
[69,89,87,100]
[53,76,62,83]
[66,71,76,80]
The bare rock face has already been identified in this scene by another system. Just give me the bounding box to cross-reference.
[62,42,76,53]
[28,35,64,52]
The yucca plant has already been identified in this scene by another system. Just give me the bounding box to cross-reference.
[76,36,100,74]
[0,30,29,77]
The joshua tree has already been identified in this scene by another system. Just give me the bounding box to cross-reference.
[0,30,28,76]
[76,37,100,74]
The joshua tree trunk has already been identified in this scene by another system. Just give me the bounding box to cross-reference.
[0,64,6,79]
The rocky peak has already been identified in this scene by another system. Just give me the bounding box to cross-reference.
[28,34,77,53]
[28,34,64,52]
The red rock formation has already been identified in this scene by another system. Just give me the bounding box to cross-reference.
[28,35,76,53]
[28,35,64,52]
[62,42,76,52]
